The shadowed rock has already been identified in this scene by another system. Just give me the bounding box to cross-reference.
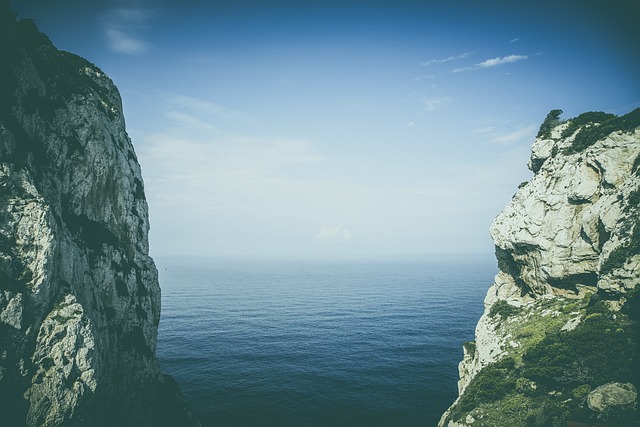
[0,5,198,426]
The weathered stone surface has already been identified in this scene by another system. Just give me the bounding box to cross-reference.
[490,127,640,298]
[0,6,197,426]
[587,382,637,413]
[26,294,97,426]
[439,109,640,427]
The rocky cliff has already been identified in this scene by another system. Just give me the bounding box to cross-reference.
[440,109,640,426]
[0,6,197,426]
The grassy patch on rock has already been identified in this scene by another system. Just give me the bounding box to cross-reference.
[449,293,639,426]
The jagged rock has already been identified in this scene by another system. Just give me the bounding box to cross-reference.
[587,382,637,413]
[491,125,640,298]
[0,6,197,426]
[439,109,640,427]
[26,294,97,426]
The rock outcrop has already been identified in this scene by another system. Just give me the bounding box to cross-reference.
[439,108,640,426]
[0,6,197,426]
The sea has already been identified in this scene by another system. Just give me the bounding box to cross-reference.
[155,254,495,427]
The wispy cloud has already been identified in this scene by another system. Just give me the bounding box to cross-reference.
[453,54,528,72]
[421,95,452,112]
[509,37,520,43]
[138,94,322,207]
[472,126,497,135]
[420,52,471,67]
[163,110,220,133]
[165,94,252,124]
[137,132,324,221]
[104,8,154,54]
[492,125,537,145]
[473,124,537,145]
[151,93,255,134]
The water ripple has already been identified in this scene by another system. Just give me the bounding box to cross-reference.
[156,256,494,426]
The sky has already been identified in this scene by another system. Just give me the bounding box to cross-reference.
[11,0,640,260]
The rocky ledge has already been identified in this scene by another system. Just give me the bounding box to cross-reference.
[0,6,197,426]
[439,108,640,426]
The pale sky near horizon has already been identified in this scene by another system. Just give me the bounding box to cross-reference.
[12,0,640,260]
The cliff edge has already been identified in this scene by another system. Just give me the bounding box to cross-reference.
[440,108,640,426]
[0,6,197,426]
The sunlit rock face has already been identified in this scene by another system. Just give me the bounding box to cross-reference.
[0,7,196,426]
[439,109,640,426]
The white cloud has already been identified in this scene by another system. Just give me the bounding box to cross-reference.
[479,55,528,68]
[491,125,537,145]
[472,124,537,146]
[472,126,497,135]
[165,94,252,123]
[105,28,148,54]
[421,95,452,112]
[150,93,254,134]
[163,110,220,133]
[420,52,471,67]
[104,8,154,54]
[135,109,534,257]
[316,226,353,241]
[509,37,520,43]
[452,54,528,72]
[136,93,324,219]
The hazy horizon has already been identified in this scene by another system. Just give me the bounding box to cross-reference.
[13,0,640,259]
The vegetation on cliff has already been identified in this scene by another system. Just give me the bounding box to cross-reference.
[441,108,640,427]
[535,107,640,155]
[451,293,639,426]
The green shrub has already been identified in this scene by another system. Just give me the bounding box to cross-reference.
[560,302,578,314]
[452,357,519,417]
[450,294,639,426]
[563,108,640,154]
[560,111,615,140]
[536,109,563,139]
[463,340,476,355]
[522,306,634,390]
[571,384,591,401]
[490,300,521,319]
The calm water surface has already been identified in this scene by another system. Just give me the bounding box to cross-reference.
[156,255,494,426]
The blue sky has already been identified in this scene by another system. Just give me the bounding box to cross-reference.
[13,0,640,259]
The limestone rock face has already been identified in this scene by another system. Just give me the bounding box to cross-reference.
[0,7,196,426]
[492,122,640,299]
[439,109,640,426]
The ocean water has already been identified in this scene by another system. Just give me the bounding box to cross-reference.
[155,255,495,426]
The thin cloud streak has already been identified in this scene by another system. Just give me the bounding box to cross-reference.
[420,52,471,67]
[105,28,148,54]
[492,125,537,145]
[103,7,154,54]
[421,95,452,112]
[165,94,253,124]
[472,124,537,146]
[452,54,528,72]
